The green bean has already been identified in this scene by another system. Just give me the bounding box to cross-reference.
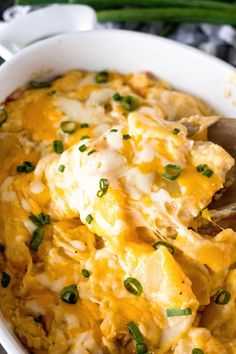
[97,7,236,25]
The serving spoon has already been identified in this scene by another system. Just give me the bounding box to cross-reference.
[208,118,236,230]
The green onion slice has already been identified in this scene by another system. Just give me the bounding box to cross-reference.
[29,80,51,89]
[79,144,87,152]
[113,92,122,101]
[192,349,204,354]
[110,129,118,132]
[123,134,131,140]
[87,149,96,156]
[97,178,109,198]
[16,161,35,173]
[203,168,213,177]
[80,135,90,140]
[16,165,25,173]
[53,140,64,154]
[29,213,50,227]
[86,214,93,224]
[124,277,143,296]
[47,90,56,96]
[196,164,214,177]
[82,269,90,278]
[38,213,51,225]
[166,308,192,317]
[29,214,42,227]
[95,70,109,84]
[61,121,77,134]
[61,284,78,304]
[196,164,207,172]
[0,108,7,126]
[34,314,43,323]
[127,321,144,344]
[0,244,5,253]
[172,128,180,135]
[163,164,182,181]
[1,272,10,288]
[30,227,44,251]
[153,241,174,254]
[58,165,65,173]
[121,95,139,112]
[136,343,148,354]
[214,289,231,305]
[80,123,89,128]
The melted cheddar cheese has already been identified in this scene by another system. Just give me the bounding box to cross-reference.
[0,70,235,354]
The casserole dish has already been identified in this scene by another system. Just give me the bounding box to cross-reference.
[0,28,236,354]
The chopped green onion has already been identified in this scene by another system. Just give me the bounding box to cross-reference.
[30,213,50,227]
[0,108,8,126]
[29,80,51,89]
[34,314,43,323]
[1,272,11,288]
[163,164,182,180]
[121,95,139,112]
[82,269,90,278]
[29,214,42,227]
[166,308,192,317]
[47,90,56,96]
[192,349,204,354]
[16,165,25,173]
[58,164,65,173]
[110,129,118,132]
[136,343,148,354]
[203,168,213,177]
[124,277,143,296]
[86,214,93,224]
[96,190,105,198]
[38,213,51,225]
[196,164,213,177]
[79,144,87,152]
[61,121,77,134]
[87,149,96,156]
[61,284,78,304]
[113,92,122,101]
[95,70,109,84]
[0,244,5,253]
[80,135,90,140]
[16,161,35,173]
[127,321,144,344]
[123,134,131,140]
[172,128,180,135]
[100,178,109,191]
[153,241,174,254]
[53,140,64,154]
[1,272,10,288]
[80,123,89,128]
[30,227,44,251]
[97,178,109,198]
[214,289,231,305]
[196,164,207,172]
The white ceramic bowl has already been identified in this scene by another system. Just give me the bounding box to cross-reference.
[0,29,236,354]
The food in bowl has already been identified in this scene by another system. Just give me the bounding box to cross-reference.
[0,70,235,354]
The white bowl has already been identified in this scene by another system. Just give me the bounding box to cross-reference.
[1,30,236,116]
[0,29,236,354]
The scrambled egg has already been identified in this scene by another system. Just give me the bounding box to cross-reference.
[0,70,235,354]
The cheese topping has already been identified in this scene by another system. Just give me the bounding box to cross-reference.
[0,70,235,354]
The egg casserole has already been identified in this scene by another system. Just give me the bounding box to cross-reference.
[0,70,235,354]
